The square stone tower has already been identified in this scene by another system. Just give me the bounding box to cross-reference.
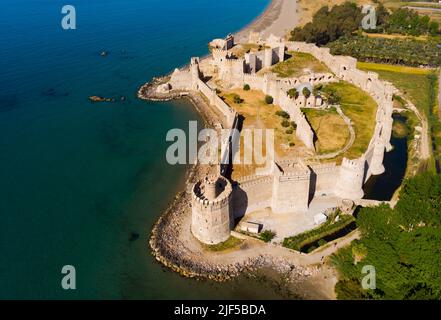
[271,160,311,213]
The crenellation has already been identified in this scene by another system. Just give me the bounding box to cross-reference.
[165,33,396,243]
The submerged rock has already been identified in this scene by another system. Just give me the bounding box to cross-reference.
[89,96,115,103]
[129,232,140,242]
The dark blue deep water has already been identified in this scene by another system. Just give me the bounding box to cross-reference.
[0,0,292,299]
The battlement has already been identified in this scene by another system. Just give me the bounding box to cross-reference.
[309,162,338,174]
[224,57,245,64]
[212,48,228,58]
[192,175,233,207]
[236,174,273,188]
[184,33,396,236]
[191,57,200,65]
[341,157,365,170]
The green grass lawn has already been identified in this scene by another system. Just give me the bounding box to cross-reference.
[267,51,330,78]
[302,107,350,154]
[358,61,441,171]
[203,236,243,252]
[321,81,378,160]
[357,62,436,116]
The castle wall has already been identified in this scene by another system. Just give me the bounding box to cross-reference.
[237,74,316,150]
[233,175,273,217]
[285,40,396,198]
[271,167,310,213]
[184,36,397,227]
[196,79,236,125]
[334,158,365,200]
[309,163,339,196]
[169,68,192,90]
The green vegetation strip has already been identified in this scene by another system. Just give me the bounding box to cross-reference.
[204,236,243,252]
[291,3,439,46]
[320,82,377,159]
[331,173,441,299]
[358,62,441,172]
[283,215,355,252]
[270,52,330,78]
[328,35,441,67]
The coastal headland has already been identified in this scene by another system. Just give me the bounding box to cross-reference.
[138,0,395,300]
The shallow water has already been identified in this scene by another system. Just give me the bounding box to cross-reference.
[0,0,300,299]
[363,114,408,201]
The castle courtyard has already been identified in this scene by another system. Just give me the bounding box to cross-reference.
[237,194,345,243]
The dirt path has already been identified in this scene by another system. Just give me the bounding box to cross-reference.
[313,105,355,160]
[402,95,431,160]
[438,69,441,115]
[169,199,359,299]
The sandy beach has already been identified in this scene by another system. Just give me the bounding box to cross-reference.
[235,0,299,42]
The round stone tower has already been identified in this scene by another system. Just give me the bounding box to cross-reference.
[191,175,233,245]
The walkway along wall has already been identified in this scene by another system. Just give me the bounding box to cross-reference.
[169,40,395,203]
[286,41,395,195]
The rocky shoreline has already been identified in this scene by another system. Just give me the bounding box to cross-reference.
[141,79,318,289]
[148,170,316,283]
[138,0,337,298]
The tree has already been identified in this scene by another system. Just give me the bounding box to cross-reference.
[281,119,290,127]
[243,84,251,91]
[332,173,441,300]
[275,110,290,119]
[290,2,363,45]
[313,85,322,96]
[233,94,243,104]
[376,3,390,29]
[287,88,299,99]
[265,95,274,104]
[429,21,439,36]
[302,87,311,98]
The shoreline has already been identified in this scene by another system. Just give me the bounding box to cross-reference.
[142,0,338,299]
[235,0,299,41]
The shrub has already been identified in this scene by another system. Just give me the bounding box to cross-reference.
[243,84,251,91]
[260,230,276,243]
[265,95,274,104]
[232,94,243,104]
[286,129,293,134]
[291,121,297,129]
[289,142,295,147]
[283,215,355,251]
[275,110,290,119]
[313,85,323,96]
[328,35,441,67]
[281,119,290,127]
[307,246,317,253]
[287,88,299,99]
[302,87,311,98]
[321,86,341,105]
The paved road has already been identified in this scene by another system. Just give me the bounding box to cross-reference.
[405,6,441,12]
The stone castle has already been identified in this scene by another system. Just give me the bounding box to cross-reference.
[162,33,394,245]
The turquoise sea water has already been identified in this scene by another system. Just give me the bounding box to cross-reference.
[0,0,302,299]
